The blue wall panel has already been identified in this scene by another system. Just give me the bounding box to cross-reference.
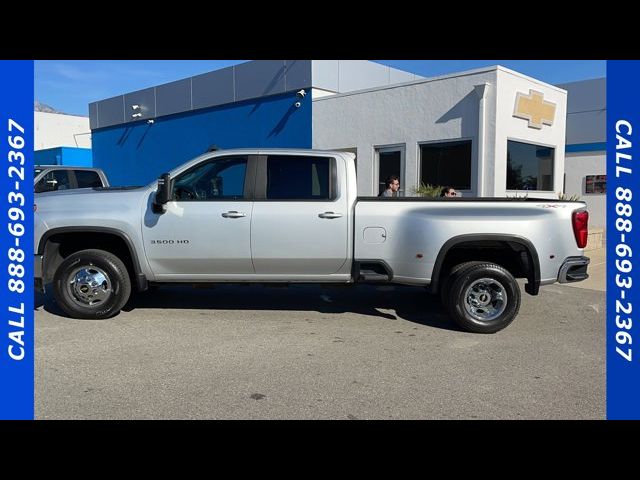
[34,147,93,167]
[92,92,312,186]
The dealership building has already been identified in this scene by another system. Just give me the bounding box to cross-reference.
[34,110,93,167]
[88,60,604,226]
[557,77,606,229]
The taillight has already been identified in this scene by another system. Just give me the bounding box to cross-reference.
[572,210,589,248]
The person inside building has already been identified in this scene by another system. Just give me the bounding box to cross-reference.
[440,186,458,197]
[379,175,400,197]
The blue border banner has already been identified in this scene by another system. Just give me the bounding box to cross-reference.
[607,60,640,419]
[0,60,34,419]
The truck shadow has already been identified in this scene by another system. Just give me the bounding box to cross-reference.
[124,284,462,331]
[35,287,65,317]
[36,283,462,331]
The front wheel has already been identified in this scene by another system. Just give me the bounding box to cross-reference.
[52,249,131,319]
[446,262,520,334]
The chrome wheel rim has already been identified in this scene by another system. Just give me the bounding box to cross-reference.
[463,278,507,321]
[67,265,112,307]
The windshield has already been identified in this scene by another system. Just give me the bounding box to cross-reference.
[34,168,44,177]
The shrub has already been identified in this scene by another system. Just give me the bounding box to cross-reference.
[557,191,581,201]
[506,191,529,199]
[414,183,444,198]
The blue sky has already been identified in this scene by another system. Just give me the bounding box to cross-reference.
[35,60,606,116]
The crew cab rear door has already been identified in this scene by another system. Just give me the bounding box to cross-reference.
[142,154,256,277]
[250,153,349,275]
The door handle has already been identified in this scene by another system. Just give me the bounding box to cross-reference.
[221,211,246,218]
[318,212,343,219]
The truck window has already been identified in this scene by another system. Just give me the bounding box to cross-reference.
[266,155,331,200]
[74,170,103,188]
[35,170,72,193]
[172,156,248,201]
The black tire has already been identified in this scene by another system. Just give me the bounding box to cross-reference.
[52,249,131,319]
[439,261,485,307]
[446,262,520,334]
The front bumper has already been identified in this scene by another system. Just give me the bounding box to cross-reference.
[34,254,44,292]
[558,256,590,283]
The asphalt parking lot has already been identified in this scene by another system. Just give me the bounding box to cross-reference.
[35,274,605,420]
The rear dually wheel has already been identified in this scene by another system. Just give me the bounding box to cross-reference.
[445,262,521,334]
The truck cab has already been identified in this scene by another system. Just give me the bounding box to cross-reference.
[34,165,109,193]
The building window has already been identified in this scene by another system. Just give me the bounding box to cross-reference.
[506,140,555,191]
[420,140,471,190]
[266,155,331,200]
[585,174,606,194]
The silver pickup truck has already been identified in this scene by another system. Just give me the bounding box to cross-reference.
[34,165,109,193]
[34,149,590,333]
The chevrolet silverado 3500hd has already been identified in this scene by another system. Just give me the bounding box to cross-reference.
[34,149,590,333]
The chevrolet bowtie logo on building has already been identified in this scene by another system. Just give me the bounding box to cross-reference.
[513,89,556,129]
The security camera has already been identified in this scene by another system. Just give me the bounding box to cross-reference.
[296,89,306,98]
[294,101,301,108]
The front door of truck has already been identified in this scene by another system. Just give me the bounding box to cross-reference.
[250,154,349,276]
[142,155,255,278]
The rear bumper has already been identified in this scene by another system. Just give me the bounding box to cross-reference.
[558,256,590,283]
